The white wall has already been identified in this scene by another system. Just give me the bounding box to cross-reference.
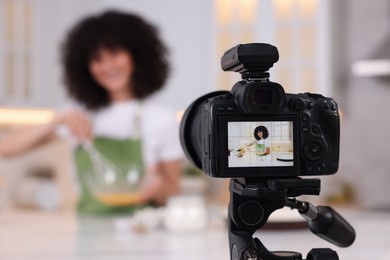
[328,0,390,209]
[34,0,106,108]
[101,0,215,111]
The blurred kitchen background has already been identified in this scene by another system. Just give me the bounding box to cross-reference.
[1,0,390,259]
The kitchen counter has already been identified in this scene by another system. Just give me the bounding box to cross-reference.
[0,208,390,260]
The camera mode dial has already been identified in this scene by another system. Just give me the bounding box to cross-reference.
[290,98,306,111]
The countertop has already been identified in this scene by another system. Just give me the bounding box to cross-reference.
[0,208,390,260]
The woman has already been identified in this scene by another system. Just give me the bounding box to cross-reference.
[246,125,271,156]
[0,11,183,214]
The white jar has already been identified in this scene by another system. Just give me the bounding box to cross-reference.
[163,195,208,232]
[15,172,61,211]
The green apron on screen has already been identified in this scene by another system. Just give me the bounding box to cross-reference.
[255,143,267,156]
[74,104,145,214]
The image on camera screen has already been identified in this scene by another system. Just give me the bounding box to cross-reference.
[228,121,294,167]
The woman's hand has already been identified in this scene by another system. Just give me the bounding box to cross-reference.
[54,109,93,141]
[245,140,256,147]
[0,109,91,156]
[138,160,181,205]
[138,166,164,204]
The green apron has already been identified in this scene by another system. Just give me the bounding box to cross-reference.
[74,103,146,215]
[75,137,144,214]
[255,143,267,156]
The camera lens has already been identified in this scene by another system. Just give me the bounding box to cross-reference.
[304,140,325,161]
[180,91,229,169]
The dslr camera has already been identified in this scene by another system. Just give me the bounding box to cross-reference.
[180,43,340,178]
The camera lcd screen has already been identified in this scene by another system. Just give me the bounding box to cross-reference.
[227,121,294,168]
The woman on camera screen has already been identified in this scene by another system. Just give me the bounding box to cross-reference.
[246,125,271,156]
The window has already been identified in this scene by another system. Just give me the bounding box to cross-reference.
[272,0,319,93]
[0,0,34,103]
[214,0,331,96]
[214,0,259,90]
[271,121,292,141]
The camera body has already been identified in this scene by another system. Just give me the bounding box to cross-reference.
[180,43,340,178]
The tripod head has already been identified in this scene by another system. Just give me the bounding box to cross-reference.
[228,178,355,260]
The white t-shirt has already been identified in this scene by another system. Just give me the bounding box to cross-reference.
[257,139,270,148]
[57,98,184,167]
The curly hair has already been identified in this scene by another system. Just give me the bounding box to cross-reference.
[253,125,269,140]
[61,10,170,110]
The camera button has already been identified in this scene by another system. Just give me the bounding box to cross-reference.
[304,140,325,161]
[323,103,330,110]
[217,106,225,112]
[309,144,321,156]
[307,165,314,173]
[292,99,305,111]
[302,114,310,122]
[331,105,337,111]
[315,164,324,173]
[312,125,321,134]
[302,126,309,133]
[227,106,234,112]
[307,93,324,99]
[307,102,314,109]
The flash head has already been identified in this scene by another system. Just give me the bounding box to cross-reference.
[221,43,279,78]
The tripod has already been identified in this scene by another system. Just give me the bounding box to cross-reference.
[228,178,355,260]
